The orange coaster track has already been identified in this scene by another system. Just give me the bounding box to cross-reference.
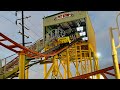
[0,32,119,79]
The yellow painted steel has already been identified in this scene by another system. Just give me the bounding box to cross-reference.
[43,11,100,79]
[58,36,71,44]
[84,53,87,73]
[44,55,60,79]
[0,11,102,79]
[43,11,86,27]
[94,53,100,79]
[52,55,58,78]
[61,62,67,79]
[75,43,79,76]
[25,62,29,79]
[44,63,55,79]
[44,48,47,78]
[80,44,83,75]
[19,51,25,79]
[88,44,93,72]
[43,42,99,79]
[44,60,47,78]
[66,49,71,78]
[109,27,120,79]
[86,12,97,52]
[88,44,93,78]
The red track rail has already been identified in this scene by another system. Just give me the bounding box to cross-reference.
[0,32,72,59]
[71,64,120,79]
[0,32,119,79]
[0,32,47,58]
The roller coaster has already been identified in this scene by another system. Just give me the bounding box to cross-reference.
[0,11,120,79]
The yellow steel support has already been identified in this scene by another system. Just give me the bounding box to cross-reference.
[80,44,83,75]
[84,52,87,73]
[88,44,93,78]
[43,11,100,79]
[44,48,47,78]
[109,27,120,79]
[88,43,100,79]
[87,57,90,73]
[75,43,79,76]
[52,55,58,78]
[86,53,89,73]
[25,62,29,79]
[61,62,67,79]
[66,49,71,78]
[88,44,93,72]
[44,59,47,78]
[86,53,90,73]
[58,69,63,79]
[43,42,99,79]
[94,54,100,79]
[19,51,25,79]
[81,62,87,73]
[44,63,55,79]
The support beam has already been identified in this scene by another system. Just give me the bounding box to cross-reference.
[61,62,67,79]
[19,51,25,79]
[71,64,120,79]
[93,51,100,79]
[44,61,47,78]
[52,55,58,78]
[44,48,47,78]
[109,27,120,79]
[67,49,71,78]
[101,73,108,79]
[104,71,115,76]
[44,63,55,79]
[80,44,83,75]
[25,62,29,79]
[75,44,79,76]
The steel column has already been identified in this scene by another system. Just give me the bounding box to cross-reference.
[19,51,25,79]
[109,27,120,79]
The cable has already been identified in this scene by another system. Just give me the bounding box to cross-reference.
[0,15,17,26]
[0,12,15,24]
[9,11,16,16]
[9,11,43,37]
[7,11,38,41]
[14,11,42,37]
[9,11,41,39]
[0,14,36,41]
[0,12,42,48]
[0,14,23,33]
[0,18,8,24]
[13,11,40,41]
[27,19,43,34]
[24,30,38,41]
[1,53,16,60]
[24,23,41,38]
[23,22,43,41]
[9,11,42,41]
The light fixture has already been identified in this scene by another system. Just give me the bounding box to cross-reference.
[82,32,86,36]
[79,32,86,36]
[82,37,88,41]
[82,37,86,41]
[96,52,101,58]
[77,26,83,31]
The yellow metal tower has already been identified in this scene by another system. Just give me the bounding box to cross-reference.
[43,11,100,79]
